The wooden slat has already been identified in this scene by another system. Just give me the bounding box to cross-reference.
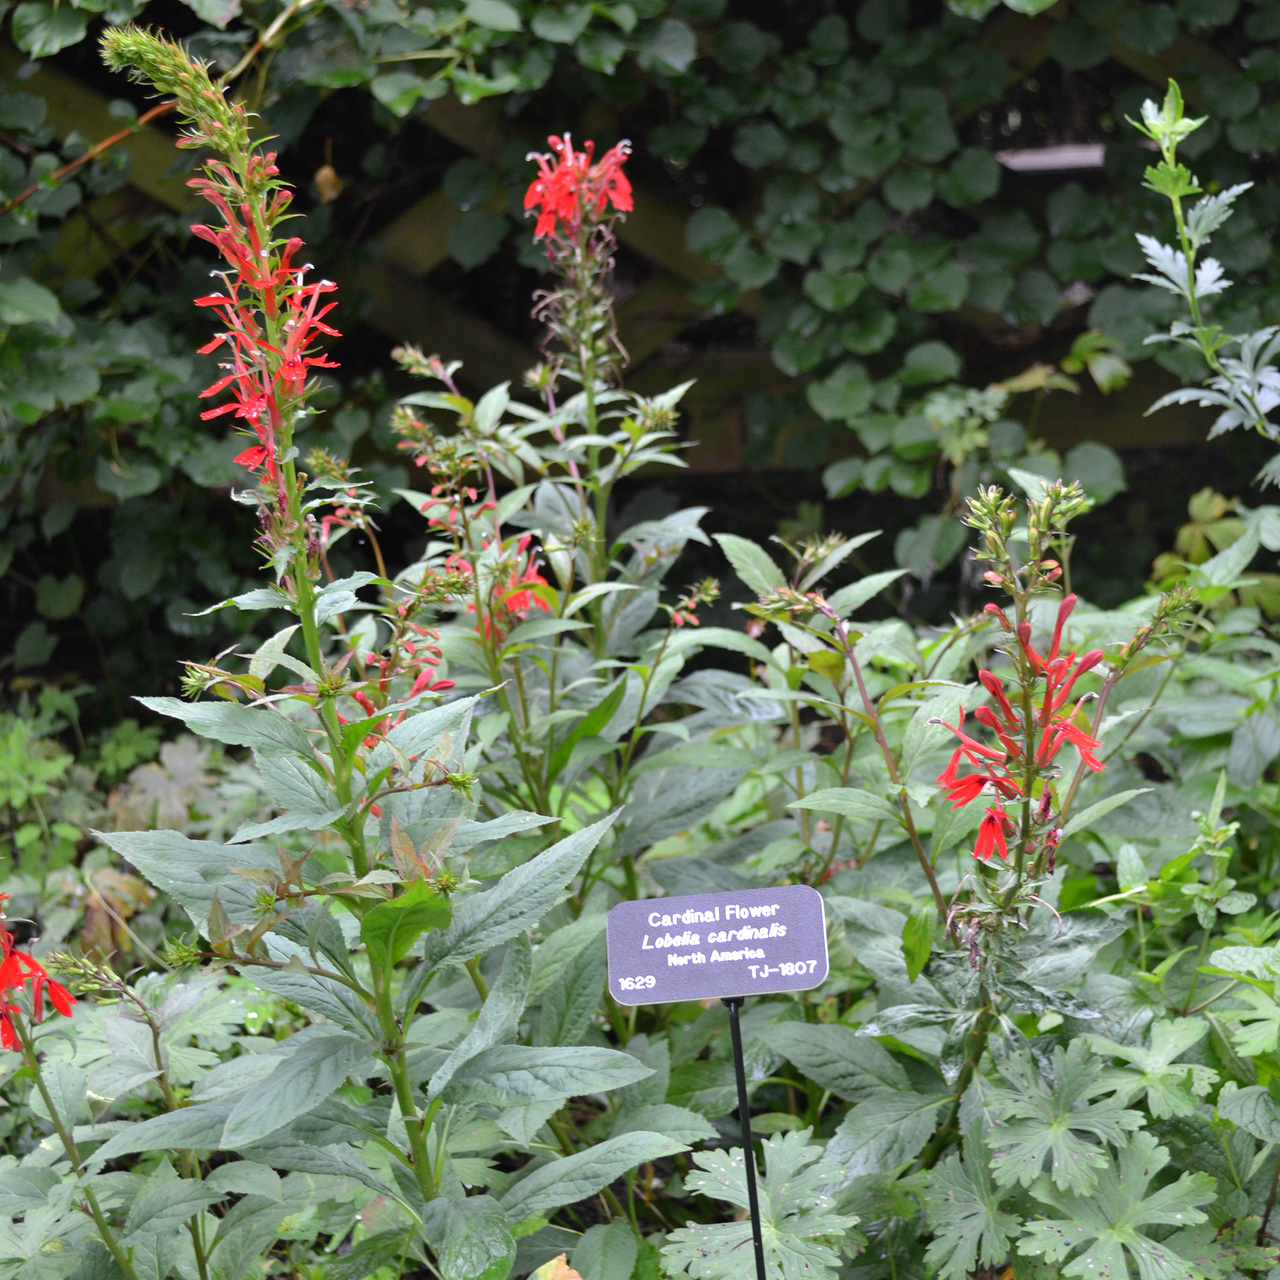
[335,257,530,391]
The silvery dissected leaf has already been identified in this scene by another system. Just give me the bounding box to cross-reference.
[1017,1132,1216,1280]
[984,1039,1144,1194]
[1194,257,1231,298]
[1134,234,1191,296]
[500,1132,689,1220]
[924,1137,1020,1280]
[1186,183,1251,249]
[663,1131,862,1280]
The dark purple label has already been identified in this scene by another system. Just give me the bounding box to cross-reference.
[606,884,829,1005]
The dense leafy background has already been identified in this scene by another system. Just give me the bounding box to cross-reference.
[8,0,1280,714]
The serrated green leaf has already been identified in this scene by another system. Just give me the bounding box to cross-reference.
[985,1040,1145,1194]
[361,880,451,968]
[902,901,937,983]
[1017,1132,1216,1280]
[424,817,616,972]
[924,1141,1020,1280]
[423,1195,516,1280]
[442,1045,652,1107]
[221,1034,369,1148]
[755,1023,911,1101]
[663,1131,862,1280]
[790,787,901,825]
[501,1132,688,1220]
[1060,788,1154,839]
[712,533,785,596]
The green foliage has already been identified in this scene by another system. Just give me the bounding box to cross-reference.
[17,40,1280,1280]
[662,1132,864,1280]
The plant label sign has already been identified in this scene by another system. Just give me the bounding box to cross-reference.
[606,884,829,1005]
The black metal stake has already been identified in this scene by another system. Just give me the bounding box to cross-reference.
[723,996,767,1280]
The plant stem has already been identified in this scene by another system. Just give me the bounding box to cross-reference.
[919,996,993,1169]
[838,629,946,915]
[18,1017,140,1280]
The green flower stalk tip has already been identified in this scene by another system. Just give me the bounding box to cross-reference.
[100,26,251,157]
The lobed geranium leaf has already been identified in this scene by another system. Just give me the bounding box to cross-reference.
[985,1040,1145,1194]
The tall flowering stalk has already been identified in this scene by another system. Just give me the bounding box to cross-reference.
[0,896,134,1277]
[389,136,692,838]
[102,27,337,618]
[937,593,1105,870]
[954,483,1190,900]
[525,133,633,390]
[97,31,484,1209]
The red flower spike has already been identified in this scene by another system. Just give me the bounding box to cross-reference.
[0,892,75,1051]
[1050,593,1078,661]
[524,133,633,240]
[975,807,1012,862]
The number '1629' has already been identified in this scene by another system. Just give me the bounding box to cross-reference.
[617,975,657,991]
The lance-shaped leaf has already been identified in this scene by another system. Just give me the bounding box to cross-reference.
[424,816,616,972]
[361,879,451,969]
[1017,1132,1216,1280]
[92,829,280,933]
[985,1039,1146,1194]
[221,1032,371,1147]
[423,1194,516,1280]
[135,696,314,757]
[824,1091,950,1177]
[442,1044,653,1108]
[430,936,531,1101]
[500,1132,688,1220]
[755,1024,912,1102]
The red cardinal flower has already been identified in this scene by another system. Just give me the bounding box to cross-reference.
[524,133,633,240]
[0,893,74,1051]
[935,598,1109,865]
[234,445,269,469]
[975,806,1013,862]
